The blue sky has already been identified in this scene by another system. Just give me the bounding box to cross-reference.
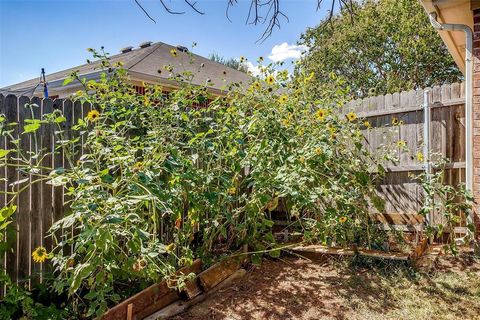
[0,0,331,87]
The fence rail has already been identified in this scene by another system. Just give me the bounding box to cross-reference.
[0,82,467,289]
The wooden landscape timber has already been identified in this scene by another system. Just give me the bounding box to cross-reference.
[101,254,247,320]
[290,240,430,264]
[143,255,247,319]
[198,255,246,291]
[145,269,247,320]
[101,259,202,320]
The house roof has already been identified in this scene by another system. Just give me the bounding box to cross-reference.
[1,41,253,95]
[419,0,475,74]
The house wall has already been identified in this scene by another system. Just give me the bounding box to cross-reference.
[472,8,480,228]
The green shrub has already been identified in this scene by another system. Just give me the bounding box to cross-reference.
[2,48,390,316]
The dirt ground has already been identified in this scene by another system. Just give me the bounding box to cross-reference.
[174,253,480,320]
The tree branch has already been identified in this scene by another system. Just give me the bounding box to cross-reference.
[134,0,157,23]
[134,0,356,41]
[159,0,185,14]
[185,0,205,15]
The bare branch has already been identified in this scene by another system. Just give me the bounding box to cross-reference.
[134,0,356,41]
[159,0,185,14]
[225,0,237,23]
[134,0,157,23]
[184,0,205,15]
[249,0,289,43]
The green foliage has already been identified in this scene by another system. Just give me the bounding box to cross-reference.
[0,274,68,320]
[2,48,389,316]
[416,158,474,255]
[297,0,463,99]
[208,53,249,73]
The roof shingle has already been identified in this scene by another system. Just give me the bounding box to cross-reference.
[2,41,252,93]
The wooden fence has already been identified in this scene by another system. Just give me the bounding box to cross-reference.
[344,82,466,230]
[0,94,91,293]
[0,82,467,289]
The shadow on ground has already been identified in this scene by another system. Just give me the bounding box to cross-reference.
[174,254,480,320]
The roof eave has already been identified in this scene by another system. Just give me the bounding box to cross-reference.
[419,0,474,75]
[17,69,240,97]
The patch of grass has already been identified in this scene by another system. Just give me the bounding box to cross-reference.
[345,257,480,320]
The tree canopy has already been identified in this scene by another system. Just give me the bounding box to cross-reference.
[297,0,463,99]
[208,53,249,73]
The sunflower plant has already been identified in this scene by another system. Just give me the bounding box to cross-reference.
[416,156,474,254]
[0,48,390,316]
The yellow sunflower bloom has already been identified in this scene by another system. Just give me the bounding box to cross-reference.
[133,161,143,172]
[278,95,288,104]
[392,117,399,125]
[228,187,236,195]
[170,48,178,57]
[282,119,290,126]
[347,112,357,122]
[239,56,246,63]
[266,75,275,85]
[364,121,372,129]
[86,110,100,122]
[165,243,176,253]
[143,96,150,106]
[304,71,315,83]
[32,246,49,263]
[315,147,322,155]
[339,216,347,224]
[416,152,424,162]
[253,82,261,91]
[328,124,336,135]
[397,140,406,148]
[316,109,326,121]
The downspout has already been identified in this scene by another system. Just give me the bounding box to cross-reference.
[429,13,474,238]
[423,90,432,227]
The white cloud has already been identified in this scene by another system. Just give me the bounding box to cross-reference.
[268,43,308,62]
[245,61,262,77]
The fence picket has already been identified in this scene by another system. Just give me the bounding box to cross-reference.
[30,97,42,286]
[52,99,64,250]
[62,99,74,256]
[5,95,19,285]
[40,98,54,274]
[17,96,32,288]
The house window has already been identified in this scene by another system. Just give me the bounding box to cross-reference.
[134,86,145,95]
